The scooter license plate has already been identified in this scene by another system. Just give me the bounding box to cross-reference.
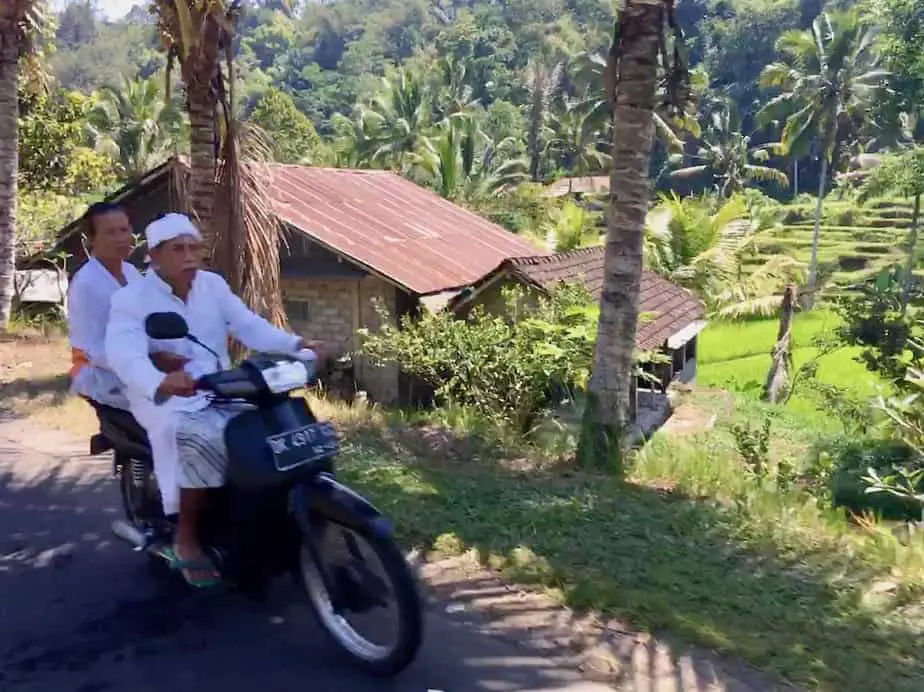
[266,422,340,472]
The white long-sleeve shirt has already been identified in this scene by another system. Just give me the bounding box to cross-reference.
[67,257,143,408]
[105,269,301,426]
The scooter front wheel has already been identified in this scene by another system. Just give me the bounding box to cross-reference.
[296,523,423,676]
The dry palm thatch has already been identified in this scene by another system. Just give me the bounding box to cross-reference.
[214,121,288,329]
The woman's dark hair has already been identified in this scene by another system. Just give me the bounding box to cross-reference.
[83,202,126,238]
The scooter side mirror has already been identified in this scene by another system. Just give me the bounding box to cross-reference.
[145,312,189,340]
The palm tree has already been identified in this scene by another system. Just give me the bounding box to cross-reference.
[411,115,528,200]
[151,0,234,254]
[579,0,678,470]
[644,193,804,316]
[360,69,431,170]
[570,50,704,154]
[546,97,611,181]
[524,59,563,182]
[758,9,888,309]
[430,55,481,123]
[87,74,186,182]
[0,0,46,331]
[670,98,789,198]
[152,0,285,326]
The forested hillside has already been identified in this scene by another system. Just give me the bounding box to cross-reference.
[45,0,884,190]
[13,0,924,311]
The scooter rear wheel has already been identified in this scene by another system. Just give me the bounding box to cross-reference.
[296,524,423,676]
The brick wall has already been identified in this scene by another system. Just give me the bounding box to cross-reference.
[356,278,400,404]
[281,275,401,404]
[281,277,355,348]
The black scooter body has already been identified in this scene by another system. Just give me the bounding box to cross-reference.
[91,388,390,596]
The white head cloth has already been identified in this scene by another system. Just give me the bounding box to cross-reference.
[145,213,202,249]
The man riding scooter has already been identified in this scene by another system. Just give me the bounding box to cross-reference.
[105,213,325,587]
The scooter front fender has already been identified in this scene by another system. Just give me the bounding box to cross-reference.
[290,473,394,538]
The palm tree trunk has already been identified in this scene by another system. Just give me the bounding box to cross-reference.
[901,193,921,314]
[804,155,828,310]
[578,1,662,471]
[186,77,219,262]
[0,34,19,331]
[763,284,796,403]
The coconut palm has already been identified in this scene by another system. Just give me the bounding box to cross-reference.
[0,1,48,330]
[546,97,611,179]
[580,0,680,469]
[151,0,239,253]
[524,58,564,182]
[570,49,704,153]
[757,9,888,309]
[152,0,285,326]
[86,74,187,182]
[644,193,805,316]
[411,115,528,201]
[670,98,789,198]
[359,69,431,170]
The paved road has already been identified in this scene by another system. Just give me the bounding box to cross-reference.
[0,421,610,692]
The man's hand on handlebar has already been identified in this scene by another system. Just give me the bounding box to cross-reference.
[150,351,189,373]
[157,370,197,398]
[295,339,329,363]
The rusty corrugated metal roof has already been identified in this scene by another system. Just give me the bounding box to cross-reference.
[493,247,706,350]
[268,165,545,295]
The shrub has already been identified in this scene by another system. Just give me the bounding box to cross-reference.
[731,418,772,476]
[814,437,921,519]
[359,285,598,430]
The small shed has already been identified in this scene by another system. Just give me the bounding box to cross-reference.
[451,246,707,418]
[43,157,544,404]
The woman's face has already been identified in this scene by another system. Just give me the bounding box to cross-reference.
[90,211,134,262]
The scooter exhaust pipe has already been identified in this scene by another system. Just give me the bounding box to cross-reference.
[111,519,147,550]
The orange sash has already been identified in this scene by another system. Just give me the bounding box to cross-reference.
[69,347,90,379]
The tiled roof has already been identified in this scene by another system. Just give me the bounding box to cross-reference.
[503,246,706,350]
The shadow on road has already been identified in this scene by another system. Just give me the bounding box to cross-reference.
[0,433,603,692]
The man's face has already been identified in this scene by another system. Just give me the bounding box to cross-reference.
[150,234,204,285]
[91,211,134,261]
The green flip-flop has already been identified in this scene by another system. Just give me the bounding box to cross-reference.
[161,547,223,588]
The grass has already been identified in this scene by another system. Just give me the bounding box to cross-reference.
[6,335,924,690]
[322,394,924,691]
[698,310,885,421]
